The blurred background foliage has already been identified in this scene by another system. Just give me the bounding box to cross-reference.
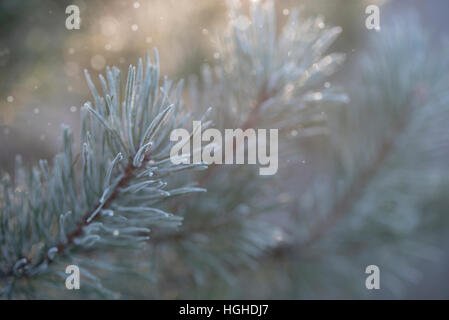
[0,0,384,170]
[1,0,449,298]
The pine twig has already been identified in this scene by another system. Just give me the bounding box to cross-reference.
[2,153,151,281]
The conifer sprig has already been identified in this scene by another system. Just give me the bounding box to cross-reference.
[0,52,208,298]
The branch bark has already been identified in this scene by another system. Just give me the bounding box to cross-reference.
[2,153,151,281]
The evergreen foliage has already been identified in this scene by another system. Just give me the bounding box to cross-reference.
[1,1,449,299]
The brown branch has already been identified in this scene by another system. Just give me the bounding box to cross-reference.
[3,152,151,281]
[199,89,269,183]
[271,92,422,261]
[158,91,420,270]
[302,93,418,249]
[148,87,272,243]
[303,134,397,247]
[169,86,271,213]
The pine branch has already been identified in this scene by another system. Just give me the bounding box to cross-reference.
[303,92,417,248]
[254,15,449,298]
[2,153,151,282]
[3,0,446,300]
[147,5,449,299]
[145,1,349,296]
[198,86,270,185]
[0,52,209,298]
